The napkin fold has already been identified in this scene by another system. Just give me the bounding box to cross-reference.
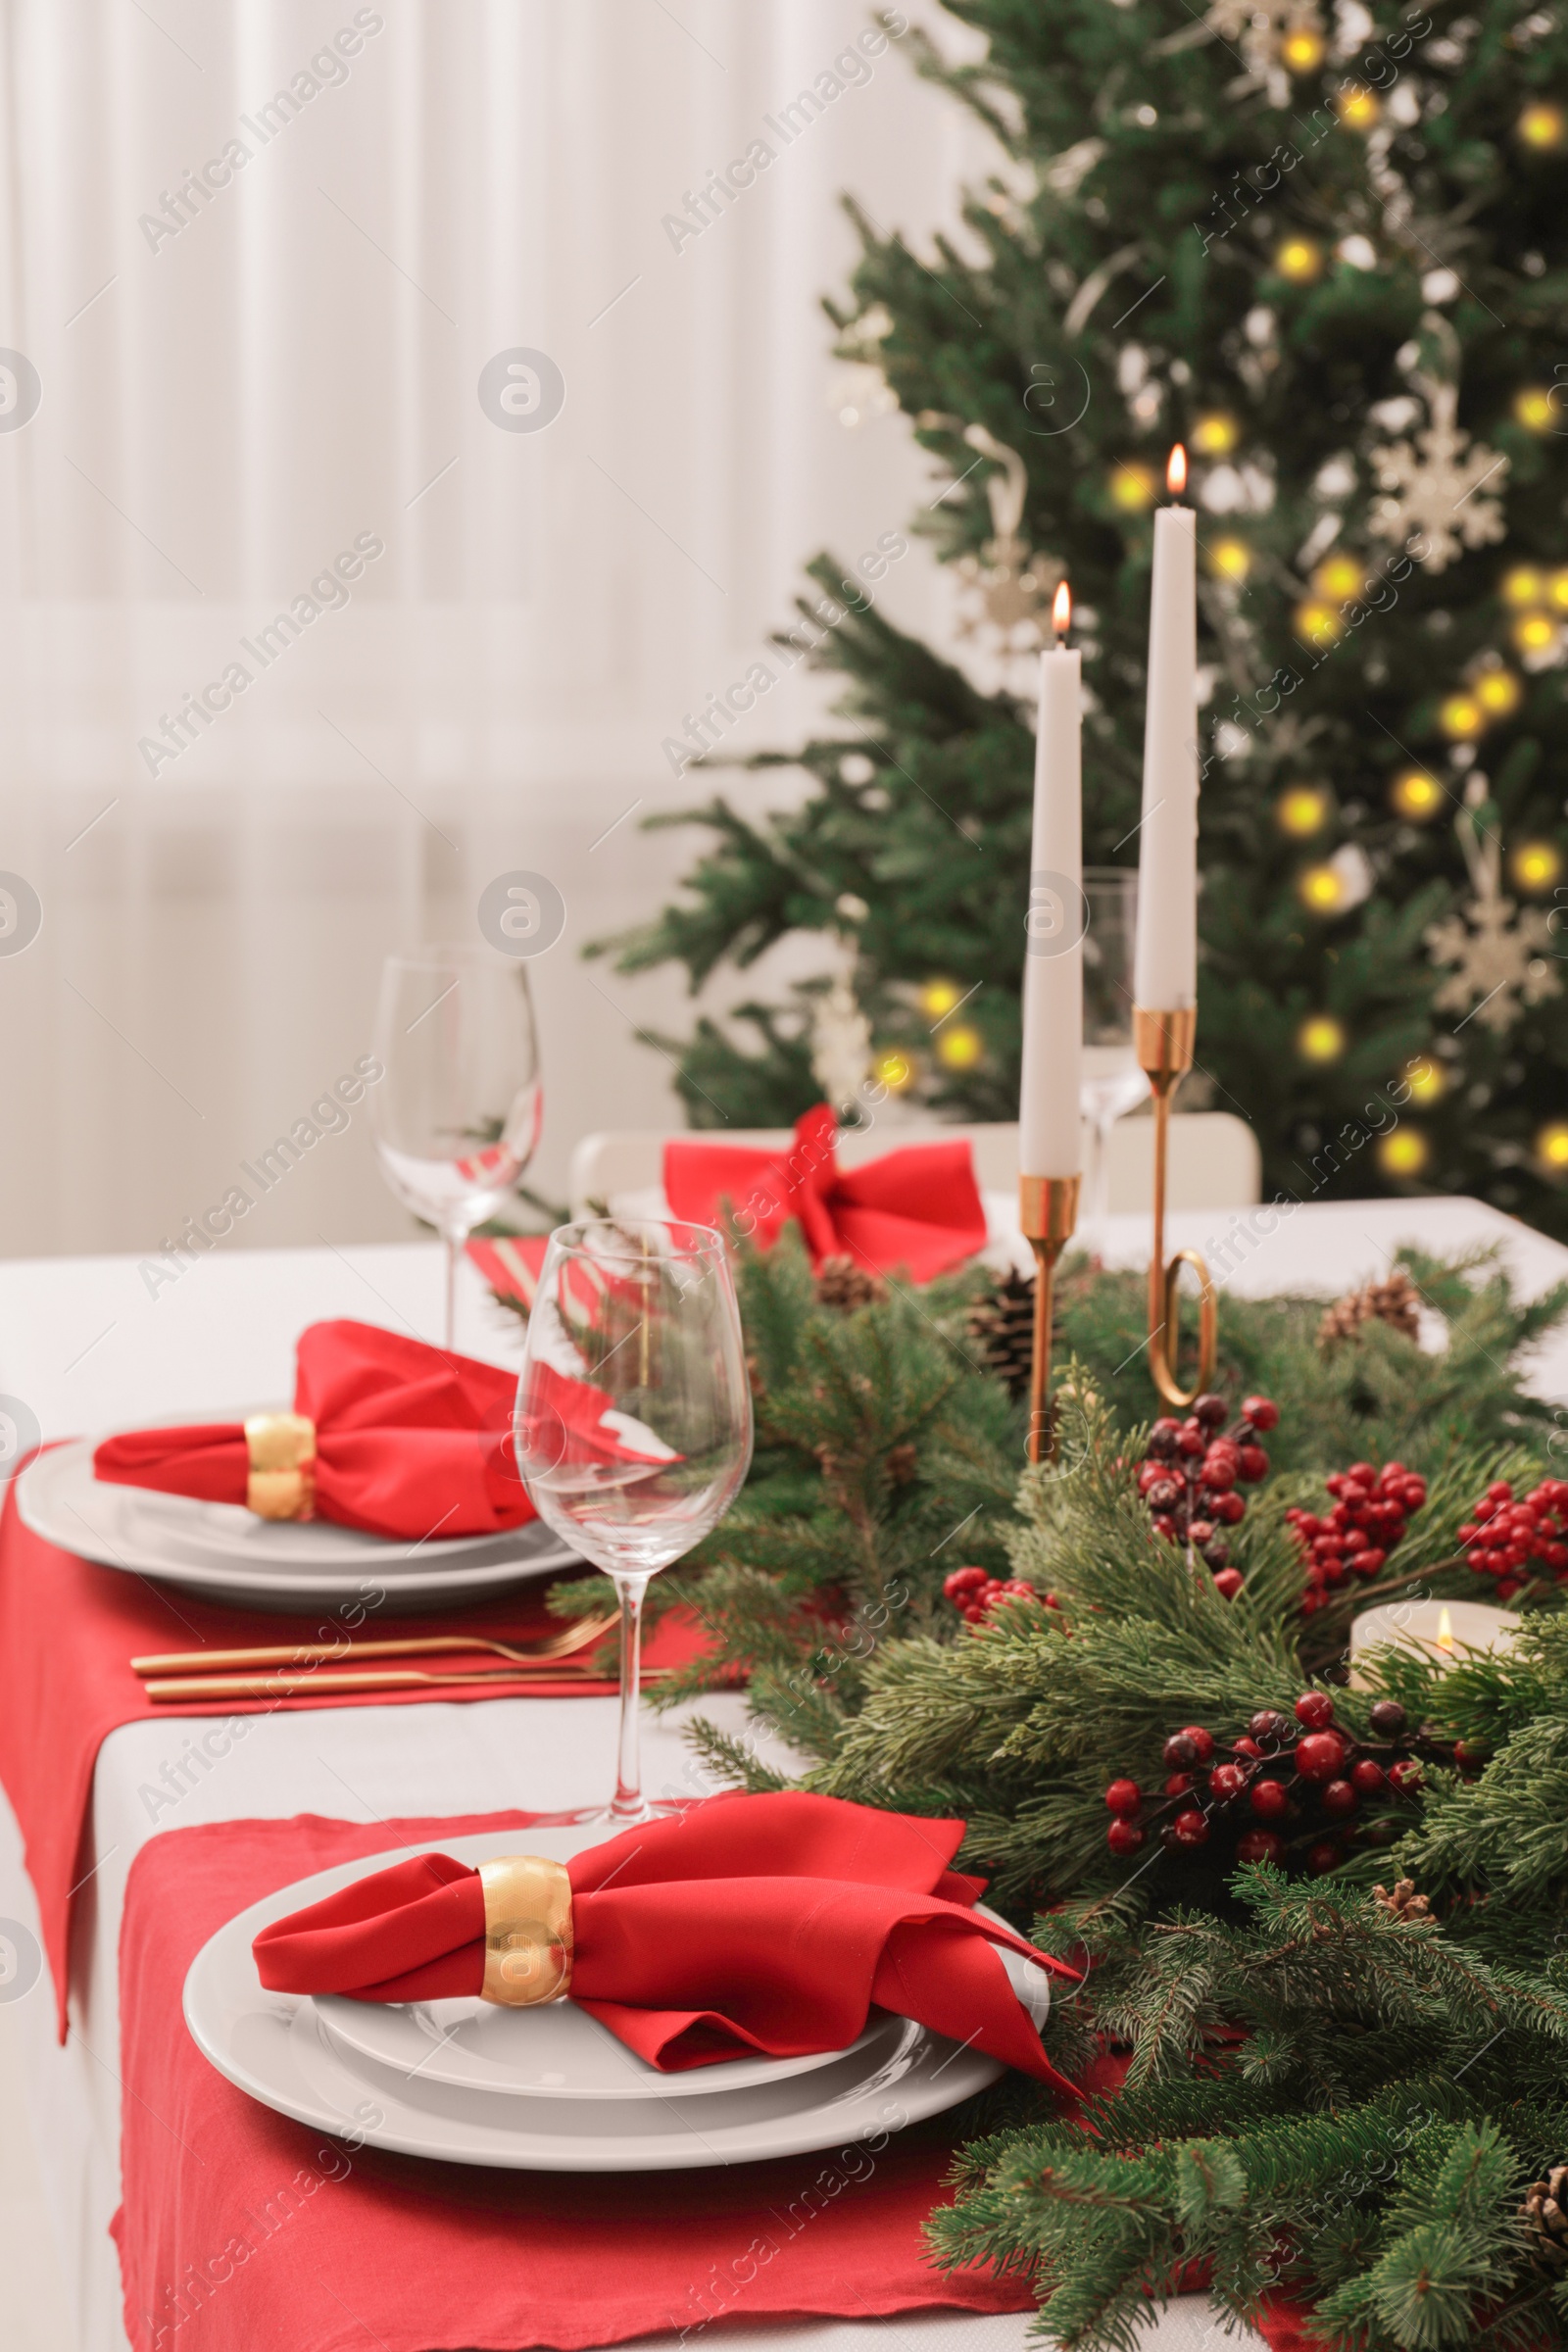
[92,1319,535,1542]
[253,1789,1075,2085]
[664,1104,987,1282]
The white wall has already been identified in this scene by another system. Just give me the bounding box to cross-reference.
[0,0,988,1256]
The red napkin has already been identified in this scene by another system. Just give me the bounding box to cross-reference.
[665,1104,987,1281]
[255,1790,1073,2083]
[92,1319,534,1541]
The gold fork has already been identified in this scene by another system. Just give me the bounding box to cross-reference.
[131,1613,617,1677]
[144,1659,662,1703]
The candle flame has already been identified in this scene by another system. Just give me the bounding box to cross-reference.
[1437,1604,1454,1652]
[1167,443,1188,497]
[1052,579,1072,639]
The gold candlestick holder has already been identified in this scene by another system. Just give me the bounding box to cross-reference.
[1133,1005,1217,1409]
[1019,1173,1081,1464]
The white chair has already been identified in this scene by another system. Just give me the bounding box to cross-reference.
[568,1113,1261,1221]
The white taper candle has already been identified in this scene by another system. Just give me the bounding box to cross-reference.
[1132,447,1200,1010]
[1018,584,1083,1180]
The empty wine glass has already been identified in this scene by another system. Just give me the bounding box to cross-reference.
[370,946,542,1349]
[1081,869,1147,1231]
[514,1219,753,1825]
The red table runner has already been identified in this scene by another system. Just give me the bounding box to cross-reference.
[113,1810,1045,2352]
[0,1483,702,2037]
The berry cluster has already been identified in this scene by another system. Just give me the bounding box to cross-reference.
[1102,1690,1461,1876]
[1134,1394,1279,1597]
[1289,1460,1427,1615]
[942,1565,1053,1625]
[1457,1478,1568,1599]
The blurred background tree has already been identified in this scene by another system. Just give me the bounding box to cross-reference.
[598,0,1568,1237]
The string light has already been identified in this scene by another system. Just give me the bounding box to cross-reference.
[1281,24,1325,69]
[1379,1128,1430,1178]
[1518,100,1567,149]
[1191,414,1239,456]
[918,979,962,1018]
[1502,565,1546,608]
[1277,785,1333,836]
[1405,1058,1446,1102]
[1511,840,1563,893]
[1109,463,1156,512]
[1439,692,1485,739]
[935,1024,983,1070]
[1298,1014,1346,1061]
[1313,553,1364,601]
[872,1049,914,1093]
[1275,237,1323,282]
[1515,386,1560,432]
[1295,599,1344,646]
[1336,84,1379,128]
[1298,863,1348,912]
[1391,768,1444,820]
[1549,569,1568,612]
[1207,536,1251,581]
[1539,1120,1568,1173]
[1475,668,1523,717]
[1514,612,1558,657]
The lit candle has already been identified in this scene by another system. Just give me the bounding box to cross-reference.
[1348,1597,1520,1680]
[1132,445,1200,1012]
[1018,581,1083,1180]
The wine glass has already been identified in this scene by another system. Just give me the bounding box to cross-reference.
[1080,869,1147,1232]
[370,946,543,1349]
[514,1219,753,1825]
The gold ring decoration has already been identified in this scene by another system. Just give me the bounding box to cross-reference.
[244,1411,317,1521]
[478,1854,573,2007]
[1018,1173,1082,1466]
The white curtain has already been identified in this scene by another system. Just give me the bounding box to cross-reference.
[0,0,985,1257]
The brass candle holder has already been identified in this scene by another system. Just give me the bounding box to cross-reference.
[1018,1173,1081,1464]
[1133,1005,1217,1408]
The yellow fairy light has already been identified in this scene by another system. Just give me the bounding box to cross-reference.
[1475,668,1522,717]
[935,1023,983,1071]
[1539,1120,1568,1172]
[1549,569,1568,612]
[1295,598,1344,646]
[1391,768,1444,820]
[1313,553,1364,601]
[1511,840,1562,893]
[1514,612,1558,657]
[1379,1128,1430,1178]
[1109,463,1156,513]
[1405,1057,1446,1102]
[1282,24,1325,70]
[918,978,962,1018]
[1275,237,1323,283]
[1515,386,1560,433]
[1518,100,1567,150]
[1192,413,1240,456]
[1298,1014,1346,1061]
[1298,862,1348,912]
[1502,565,1546,608]
[1207,536,1251,581]
[872,1049,914,1093]
[1278,785,1332,836]
[1439,692,1484,739]
[1336,84,1379,128]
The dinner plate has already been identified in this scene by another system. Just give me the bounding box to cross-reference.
[184,1826,1007,2171]
[19,1415,580,1612]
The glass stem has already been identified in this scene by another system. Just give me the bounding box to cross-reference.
[442,1231,461,1352]
[1089,1116,1113,1226]
[609,1573,651,1822]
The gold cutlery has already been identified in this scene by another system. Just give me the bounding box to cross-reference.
[131,1614,617,1678]
[143,1658,662,1703]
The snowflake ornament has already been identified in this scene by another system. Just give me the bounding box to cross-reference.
[809,974,873,1111]
[1368,374,1507,572]
[951,424,1060,654]
[1426,809,1561,1033]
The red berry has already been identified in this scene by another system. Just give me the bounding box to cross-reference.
[1321,1778,1358,1816]
[1351,1758,1387,1794]
[1171,1808,1210,1846]
[1295,1691,1336,1730]
[1236,1445,1270,1483]
[1201,1454,1237,1492]
[1233,1736,1263,1759]
[1242,1396,1279,1431]
[1214,1492,1247,1524]
[1250,1778,1290,1819]
[1163,1733,1200,1770]
[1147,1480,1182,1512]
[1213,1567,1245,1598]
[1208,1762,1247,1800]
[1237,1829,1284,1865]
[1177,1726,1215,1763]
[1107,1819,1146,1856]
[1368,1698,1406,1736]
[1176,1427,1205,1456]
[1164,1772,1194,1796]
[1189,1519,1216,1546]
[1349,1462,1377,1485]
[1307,1840,1342,1875]
[1137,1461,1166,1494]
[944,1565,988,1598]
[1388,1758,1423,1794]
[1250,1708,1292,1745]
[1353,1547,1387,1578]
[1193,1394,1228,1427]
[1104,1778,1142,1817]
[1295,1731,1348,1781]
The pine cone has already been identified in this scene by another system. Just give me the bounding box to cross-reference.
[1522,2167,1568,2272]
[1373,1879,1431,1922]
[1318,1271,1421,1352]
[815,1255,885,1312]
[966,1267,1037,1398]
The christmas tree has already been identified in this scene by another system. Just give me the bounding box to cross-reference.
[600,0,1568,1238]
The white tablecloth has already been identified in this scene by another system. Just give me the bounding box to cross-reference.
[5,1200,1564,2352]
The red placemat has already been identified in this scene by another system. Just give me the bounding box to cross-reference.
[0,1481,704,2038]
[113,1809,1046,2352]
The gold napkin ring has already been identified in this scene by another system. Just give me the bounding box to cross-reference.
[244,1412,317,1521]
[478,1854,573,2006]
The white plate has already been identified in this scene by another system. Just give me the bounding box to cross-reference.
[20,1416,579,1613]
[184,1826,1007,2171]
